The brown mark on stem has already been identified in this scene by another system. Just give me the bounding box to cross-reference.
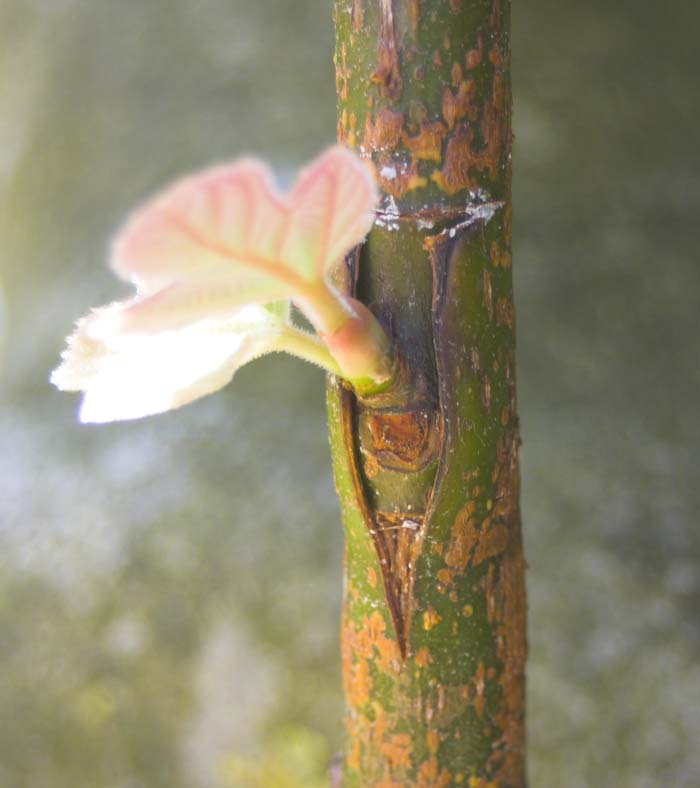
[365,107,404,153]
[372,0,403,102]
[377,156,427,198]
[431,124,479,195]
[352,0,364,32]
[402,121,447,163]
[442,78,478,130]
[410,0,420,34]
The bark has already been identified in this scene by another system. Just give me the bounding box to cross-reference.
[327,1,526,787]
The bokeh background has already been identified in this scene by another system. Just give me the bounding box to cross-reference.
[1,1,697,786]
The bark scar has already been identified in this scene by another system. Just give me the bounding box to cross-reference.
[337,207,501,659]
[372,0,403,102]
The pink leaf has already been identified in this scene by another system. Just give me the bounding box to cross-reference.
[111,146,377,316]
[52,146,388,422]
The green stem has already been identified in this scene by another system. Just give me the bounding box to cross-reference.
[328,1,526,786]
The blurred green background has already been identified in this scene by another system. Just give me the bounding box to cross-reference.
[0,2,697,786]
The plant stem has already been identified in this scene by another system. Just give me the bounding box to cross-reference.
[327,1,527,786]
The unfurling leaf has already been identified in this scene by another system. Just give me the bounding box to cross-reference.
[52,146,395,423]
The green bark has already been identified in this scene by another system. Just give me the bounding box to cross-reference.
[328,1,526,786]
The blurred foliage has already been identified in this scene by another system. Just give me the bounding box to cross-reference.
[0,1,698,787]
[219,726,331,788]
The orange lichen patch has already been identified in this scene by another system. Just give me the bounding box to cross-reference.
[381,733,414,769]
[443,34,451,51]
[378,157,427,198]
[451,62,464,86]
[467,348,480,376]
[374,703,399,750]
[422,607,442,630]
[365,107,404,152]
[482,375,492,412]
[441,80,477,130]
[352,0,364,32]
[432,49,443,69]
[468,778,498,788]
[472,520,510,567]
[373,0,403,102]
[490,240,512,269]
[417,756,452,788]
[348,736,361,771]
[444,491,513,574]
[410,0,420,34]
[427,728,441,755]
[483,269,494,320]
[368,566,378,588]
[435,40,510,192]
[495,298,514,330]
[377,779,406,788]
[437,567,454,586]
[466,33,484,70]
[480,69,508,180]
[463,603,474,617]
[402,121,447,163]
[348,112,358,149]
[415,646,433,667]
[335,43,350,102]
[500,405,510,428]
[489,42,505,68]
[431,125,481,196]
[363,610,402,672]
[444,500,477,570]
[347,653,372,707]
[450,0,461,11]
[503,203,512,246]
[342,610,402,714]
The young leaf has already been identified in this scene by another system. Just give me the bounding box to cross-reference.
[51,146,394,422]
[51,305,290,423]
[109,146,377,335]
